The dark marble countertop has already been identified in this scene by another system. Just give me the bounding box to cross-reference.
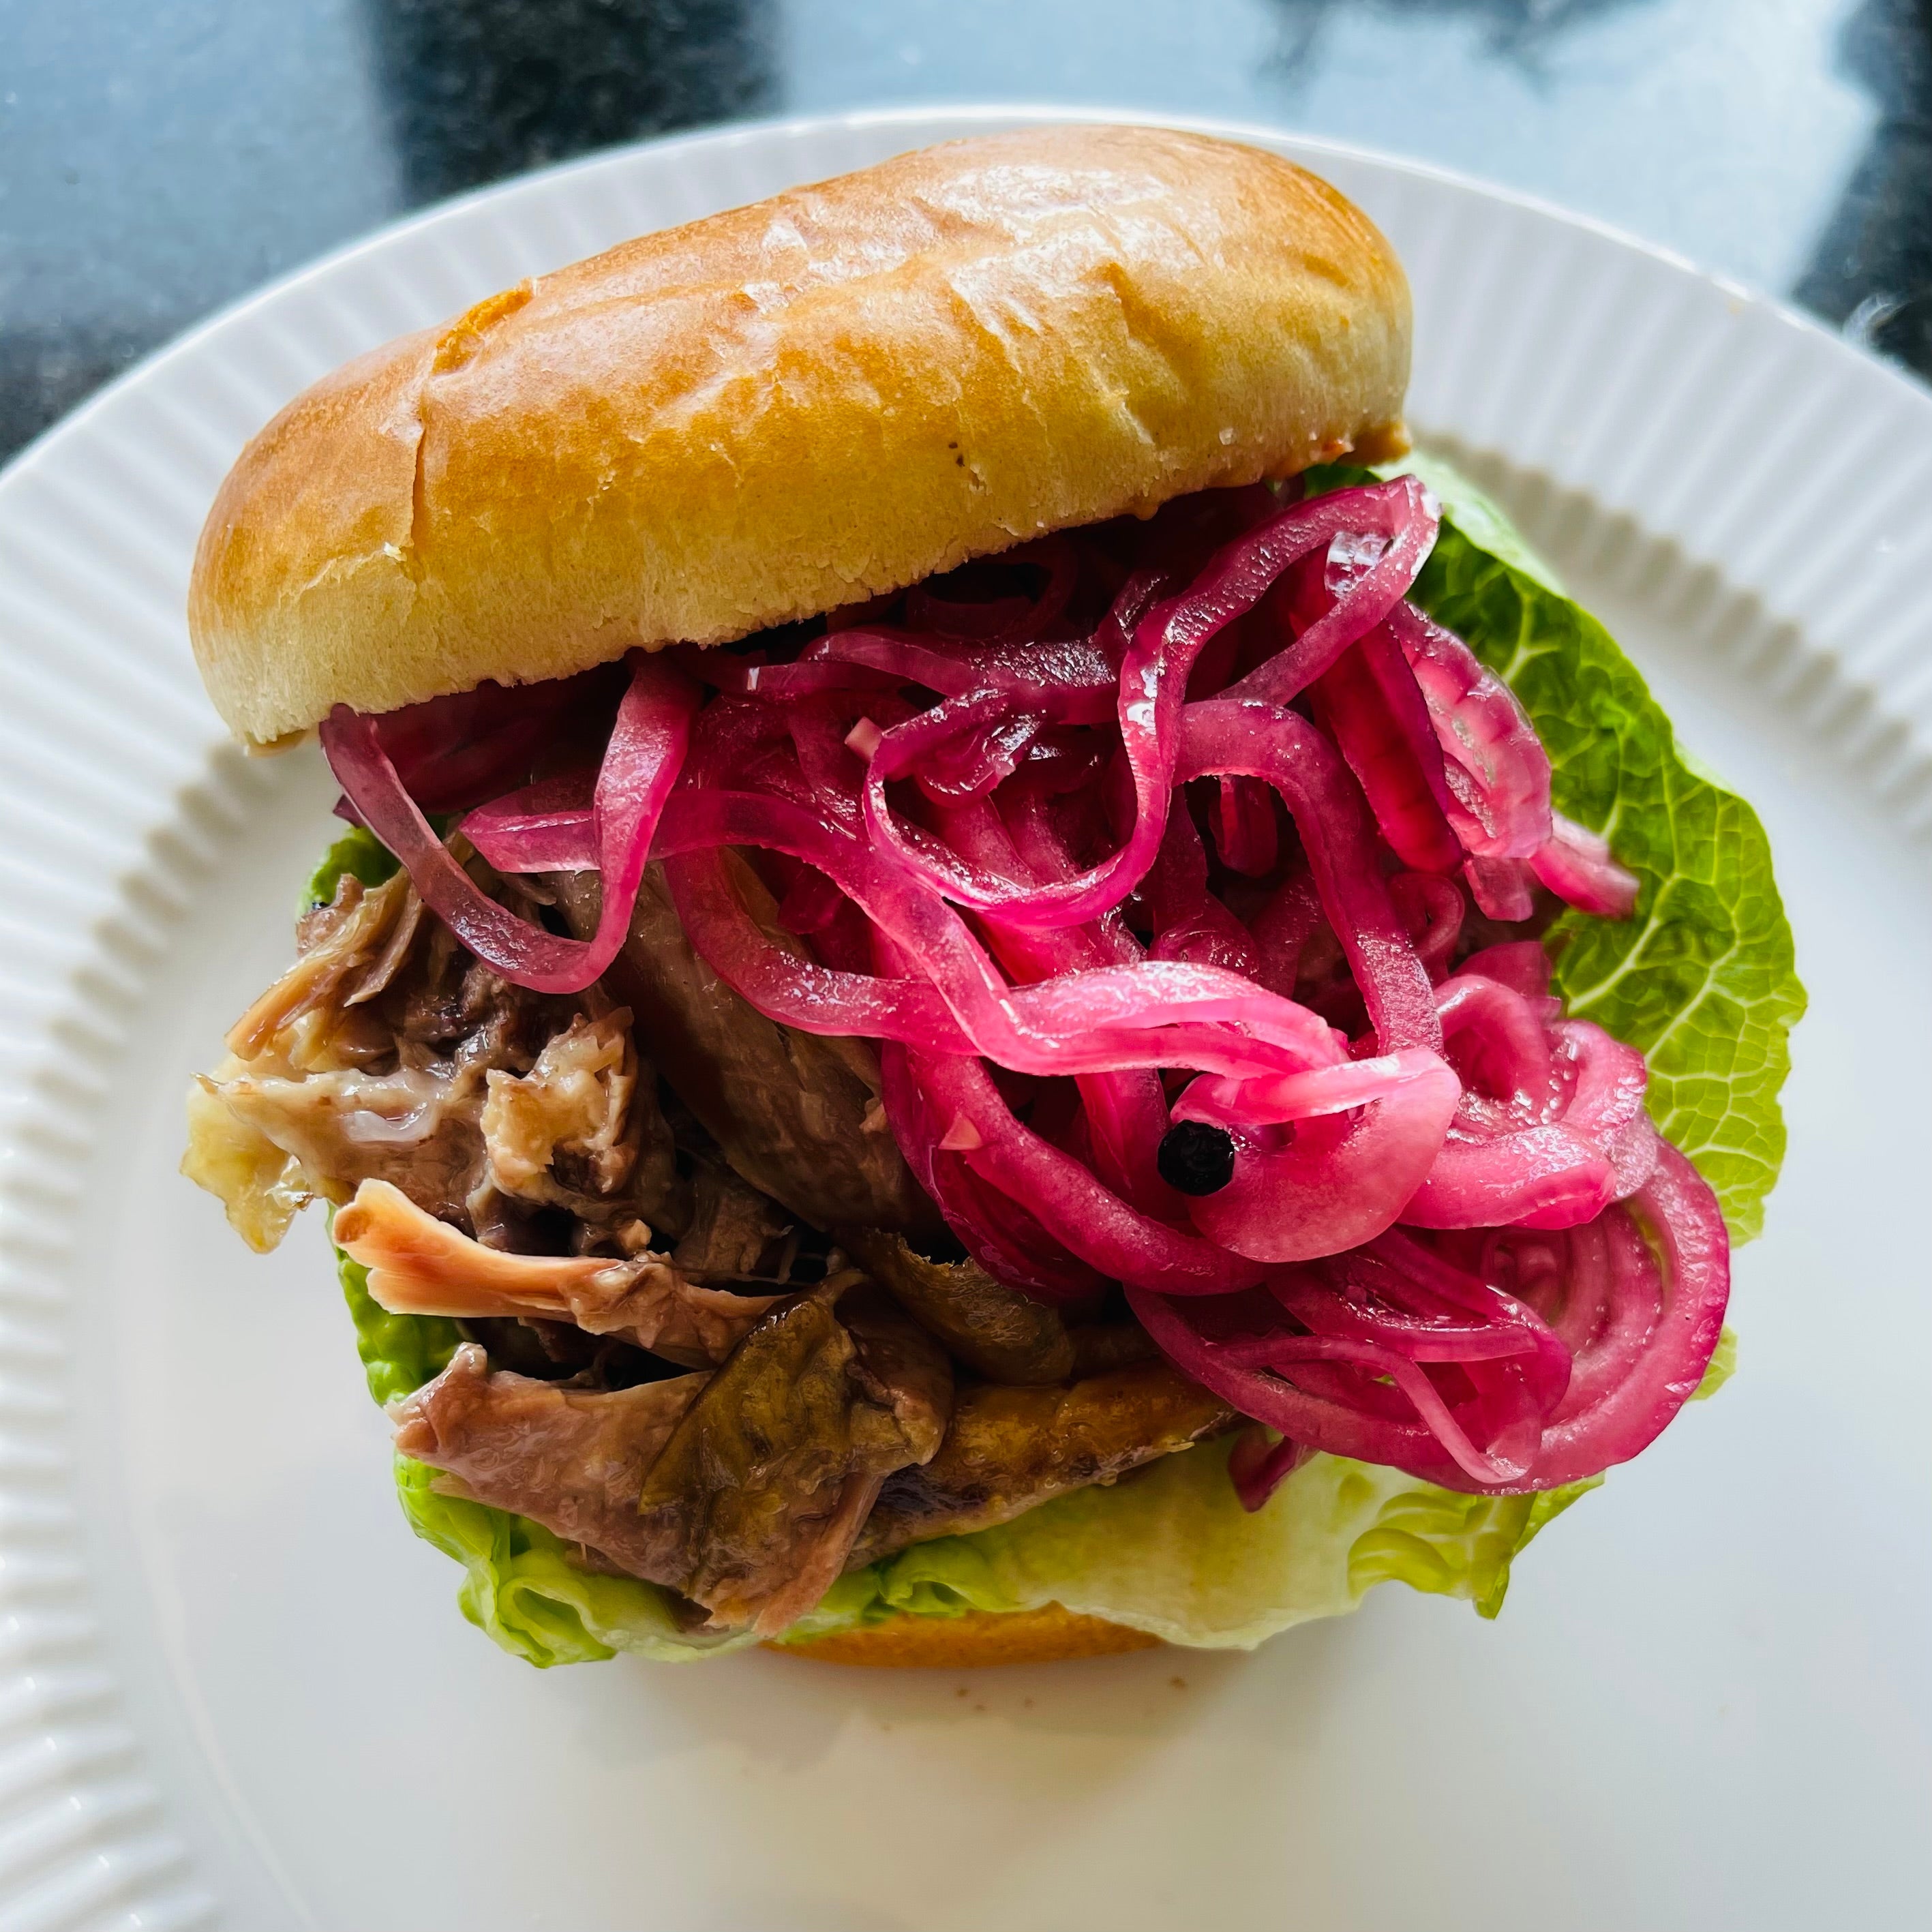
[3,0,1929,461]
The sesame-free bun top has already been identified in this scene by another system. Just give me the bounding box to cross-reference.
[190,124,1412,747]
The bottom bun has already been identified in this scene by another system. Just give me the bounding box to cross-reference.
[770,1602,1161,1668]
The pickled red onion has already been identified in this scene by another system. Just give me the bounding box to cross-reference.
[1130,1143,1726,1493]
[1403,973,1656,1231]
[1385,600,1553,860]
[1533,811,1643,917]
[862,478,1437,930]
[461,770,597,872]
[1226,1427,1314,1511]
[321,652,695,996]
[315,476,1713,1502]
[1175,699,1442,1054]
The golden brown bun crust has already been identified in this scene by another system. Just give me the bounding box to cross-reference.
[191,125,1411,745]
[770,1602,1161,1668]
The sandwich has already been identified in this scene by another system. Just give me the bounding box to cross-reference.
[181,125,1801,1668]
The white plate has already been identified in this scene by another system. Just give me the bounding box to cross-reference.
[1,107,1927,1932]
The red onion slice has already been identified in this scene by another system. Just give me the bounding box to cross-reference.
[357,668,612,814]
[860,481,1437,931]
[1130,1138,1727,1493]
[909,1048,1262,1294]
[1464,854,1538,921]
[1144,803,1264,980]
[1311,624,1465,874]
[1509,1141,1729,1486]
[1389,871,1466,981]
[321,652,697,997]
[879,1041,1106,1302]
[1126,1283,1524,1485]
[1176,699,1442,1054]
[1248,871,1325,1001]
[661,841,971,1052]
[932,800,1174,1209]
[795,626,1119,703]
[1226,1427,1314,1511]
[1175,1053,1461,1263]
[1212,776,1280,876]
[460,770,598,873]
[1386,599,1553,859]
[1224,477,1440,703]
[1405,976,1655,1231]
[1177,1048,1449,1131]
[1281,526,1466,875]
[1435,972,1556,1111]
[1532,811,1643,917]
[1459,939,1551,998]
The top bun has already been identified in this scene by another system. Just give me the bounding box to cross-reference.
[190,125,1412,747]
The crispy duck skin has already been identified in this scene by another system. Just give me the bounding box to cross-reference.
[635,1280,954,1634]
[397,1281,954,1633]
[847,1359,1239,1569]
[392,1344,710,1576]
[839,1225,1078,1385]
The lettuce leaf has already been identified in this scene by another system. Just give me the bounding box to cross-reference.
[1691,1323,1738,1402]
[334,1228,459,1407]
[304,823,396,911]
[316,458,1799,1665]
[393,1457,753,1666]
[786,1440,1602,1648]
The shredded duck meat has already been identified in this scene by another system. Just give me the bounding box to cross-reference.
[187,851,1236,1629]
[392,1344,712,1575]
[187,871,678,1238]
[334,1179,781,1368]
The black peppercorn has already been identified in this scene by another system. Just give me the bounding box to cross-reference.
[1157,1119,1237,1196]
